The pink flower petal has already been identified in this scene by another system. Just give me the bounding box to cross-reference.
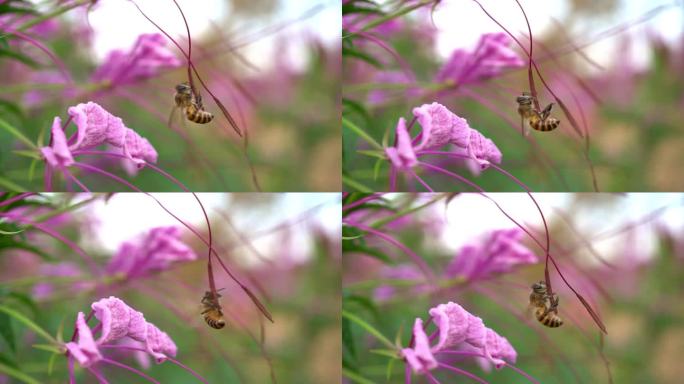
[412,103,461,151]
[402,318,437,373]
[386,117,418,169]
[144,322,177,363]
[91,296,136,344]
[40,117,74,168]
[64,312,102,367]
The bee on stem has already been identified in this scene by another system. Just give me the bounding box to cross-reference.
[201,290,225,329]
[516,92,560,135]
[173,82,214,124]
[529,280,563,328]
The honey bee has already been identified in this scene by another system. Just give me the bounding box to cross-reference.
[200,290,225,329]
[529,280,563,328]
[516,92,560,134]
[174,82,214,124]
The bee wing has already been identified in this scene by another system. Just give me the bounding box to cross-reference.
[167,105,189,131]
[521,116,531,137]
[540,103,554,121]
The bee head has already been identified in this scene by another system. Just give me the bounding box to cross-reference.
[516,92,534,105]
[175,82,191,94]
[531,281,546,293]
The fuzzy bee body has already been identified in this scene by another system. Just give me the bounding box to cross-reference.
[516,92,560,133]
[174,83,214,124]
[529,281,563,328]
[534,306,563,327]
[201,291,225,329]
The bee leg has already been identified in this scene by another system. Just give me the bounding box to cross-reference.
[540,103,554,121]
[167,106,178,129]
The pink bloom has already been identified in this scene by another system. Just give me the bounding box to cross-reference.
[66,296,178,368]
[91,297,147,344]
[41,102,158,170]
[402,301,517,375]
[92,33,182,86]
[64,312,102,367]
[385,102,502,171]
[40,117,74,168]
[106,226,197,278]
[401,318,437,373]
[436,33,525,85]
[385,118,417,169]
[445,228,538,281]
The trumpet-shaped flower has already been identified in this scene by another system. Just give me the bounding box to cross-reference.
[92,33,182,86]
[106,226,197,278]
[40,101,158,175]
[385,102,502,179]
[435,33,525,85]
[401,301,517,376]
[66,296,178,370]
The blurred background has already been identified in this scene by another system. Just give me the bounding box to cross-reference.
[0,0,341,191]
[343,0,684,191]
[0,192,341,383]
[343,193,684,383]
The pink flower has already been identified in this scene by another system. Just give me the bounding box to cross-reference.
[385,118,417,169]
[402,301,517,375]
[385,102,502,172]
[445,228,538,281]
[66,296,178,368]
[106,226,197,278]
[41,102,158,170]
[436,33,525,85]
[92,33,182,86]
[65,312,102,367]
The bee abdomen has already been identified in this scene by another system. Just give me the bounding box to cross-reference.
[530,117,560,132]
[186,105,214,124]
[204,317,226,329]
[535,307,563,328]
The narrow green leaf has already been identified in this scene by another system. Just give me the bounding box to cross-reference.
[0,312,16,352]
[32,344,63,354]
[342,117,383,151]
[342,368,376,384]
[0,116,37,150]
[0,305,57,344]
[342,175,373,193]
[0,176,27,192]
[47,352,58,375]
[342,316,357,361]
[0,362,41,384]
[342,310,394,350]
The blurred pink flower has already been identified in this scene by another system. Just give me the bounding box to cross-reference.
[436,33,525,85]
[32,262,88,299]
[106,226,197,278]
[92,33,182,86]
[41,102,158,170]
[445,228,538,281]
[373,264,428,301]
[385,102,502,173]
[367,71,419,106]
[402,301,517,375]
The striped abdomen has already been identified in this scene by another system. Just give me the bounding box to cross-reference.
[202,309,226,329]
[186,104,214,124]
[529,116,560,132]
[535,307,563,328]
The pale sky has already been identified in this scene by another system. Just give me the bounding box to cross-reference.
[435,193,684,265]
[430,0,683,72]
[84,193,341,265]
[85,0,341,70]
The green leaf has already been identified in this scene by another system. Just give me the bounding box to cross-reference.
[0,311,16,353]
[342,316,357,362]
[342,368,376,384]
[0,176,27,192]
[0,362,41,384]
[0,304,57,344]
[342,310,394,350]
[342,46,383,68]
[0,46,40,67]
[0,99,24,120]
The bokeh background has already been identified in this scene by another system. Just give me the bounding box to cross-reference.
[342,0,684,191]
[0,192,341,383]
[0,0,341,191]
[343,193,684,383]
